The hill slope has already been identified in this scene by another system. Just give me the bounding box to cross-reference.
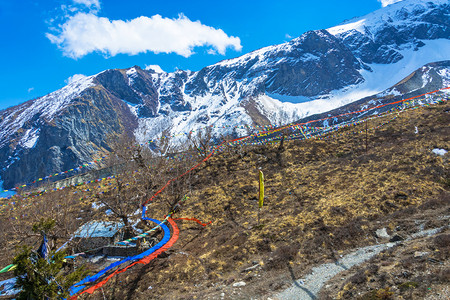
[1,94,448,299]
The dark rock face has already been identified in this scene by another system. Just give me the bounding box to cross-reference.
[0,86,137,189]
[159,71,192,112]
[393,60,450,94]
[186,30,364,99]
[265,30,363,96]
[95,67,160,117]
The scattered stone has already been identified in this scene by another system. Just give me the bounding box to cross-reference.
[233,281,246,287]
[220,292,225,297]
[389,235,404,242]
[414,251,429,258]
[428,258,441,264]
[376,228,390,239]
[401,271,411,278]
[432,148,448,156]
[270,282,283,290]
[241,264,260,272]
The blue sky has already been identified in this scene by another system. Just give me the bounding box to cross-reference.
[0,0,396,110]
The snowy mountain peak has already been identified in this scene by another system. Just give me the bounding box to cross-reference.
[328,0,449,36]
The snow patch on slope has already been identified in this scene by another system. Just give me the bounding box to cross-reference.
[214,39,295,70]
[315,39,450,105]
[438,68,450,86]
[266,93,312,104]
[145,65,164,73]
[19,128,40,149]
[38,75,96,119]
[328,19,367,35]
[126,67,138,85]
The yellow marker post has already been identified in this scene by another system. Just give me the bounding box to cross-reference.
[259,170,264,208]
[258,170,264,225]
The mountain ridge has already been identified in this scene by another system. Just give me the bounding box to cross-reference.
[1,0,449,190]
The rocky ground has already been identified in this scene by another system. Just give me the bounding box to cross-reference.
[279,202,449,300]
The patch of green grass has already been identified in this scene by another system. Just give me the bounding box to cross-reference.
[398,281,418,292]
[360,287,394,300]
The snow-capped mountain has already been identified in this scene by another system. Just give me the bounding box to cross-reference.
[296,60,450,127]
[1,0,449,190]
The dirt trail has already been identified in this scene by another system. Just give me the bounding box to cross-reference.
[273,226,448,300]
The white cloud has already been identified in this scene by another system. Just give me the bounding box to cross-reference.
[285,33,293,39]
[28,87,34,93]
[72,0,100,10]
[378,0,404,7]
[47,13,242,59]
[65,73,87,84]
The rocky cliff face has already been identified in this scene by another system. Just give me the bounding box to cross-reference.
[1,0,449,190]
[0,80,137,189]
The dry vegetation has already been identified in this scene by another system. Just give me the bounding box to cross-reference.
[0,99,449,299]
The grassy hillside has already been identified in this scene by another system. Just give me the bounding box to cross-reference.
[1,98,449,299]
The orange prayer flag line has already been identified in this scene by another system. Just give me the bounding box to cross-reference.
[259,170,264,208]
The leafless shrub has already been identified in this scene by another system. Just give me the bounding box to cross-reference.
[265,244,298,270]
[188,126,214,159]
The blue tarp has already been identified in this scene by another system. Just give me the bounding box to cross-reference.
[69,217,170,296]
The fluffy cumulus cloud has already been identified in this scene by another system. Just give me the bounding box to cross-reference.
[378,0,404,7]
[65,73,87,84]
[47,12,242,59]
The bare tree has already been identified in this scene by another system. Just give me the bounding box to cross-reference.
[94,176,139,238]
[187,126,214,158]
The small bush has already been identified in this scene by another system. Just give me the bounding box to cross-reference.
[398,281,418,292]
[433,234,450,249]
[349,270,367,284]
[256,238,271,252]
[265,244,298,270]
[437,268,450,283]
[365,264,379,276]
[360,287,394,300]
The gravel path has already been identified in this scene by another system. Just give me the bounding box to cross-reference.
[274,225,448,300]
[274,243,395,300]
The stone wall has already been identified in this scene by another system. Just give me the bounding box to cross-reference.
[102,245,141,256]
[74,236,113,253]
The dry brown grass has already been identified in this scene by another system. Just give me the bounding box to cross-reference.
[1,100,449,299]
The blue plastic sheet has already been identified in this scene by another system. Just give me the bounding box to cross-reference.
[69,217,170,296]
